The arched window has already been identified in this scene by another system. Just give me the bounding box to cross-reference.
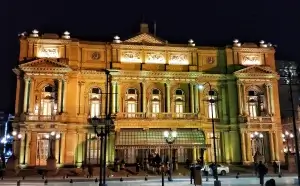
[90,87,101,118]
[207,90,218,119]
[126,88,138,118]
[151,89,161,117]
[40,85,57,116]
[174,89,185,118]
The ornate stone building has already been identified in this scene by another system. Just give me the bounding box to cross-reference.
[12,23,284,168]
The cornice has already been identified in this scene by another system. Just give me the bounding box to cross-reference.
[111,44,197,52]
[232,46,275,53]
[20,67,71,73]
[28,38,71,45]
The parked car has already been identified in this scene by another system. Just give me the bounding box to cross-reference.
[201,164,229,176]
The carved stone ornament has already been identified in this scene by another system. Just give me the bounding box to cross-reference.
[121,51,142,62]
[169,53,188,65]
[206,56,215,64]
[241,55,261,66]
[91,52,100,60]
[145,52,165,63]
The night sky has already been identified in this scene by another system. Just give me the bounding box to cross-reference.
[1,0,299,113]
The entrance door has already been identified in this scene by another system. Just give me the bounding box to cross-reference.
[36,133,49,166]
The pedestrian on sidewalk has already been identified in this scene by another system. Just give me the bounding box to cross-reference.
[272,161,278,174]
[203,164,210,181]
[257,161,268,186]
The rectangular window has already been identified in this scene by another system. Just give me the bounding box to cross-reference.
[175,103,183,118]
[41,100,53,116]
[90,101,100,118]
[249,103,257,118]
[127,101,136,118]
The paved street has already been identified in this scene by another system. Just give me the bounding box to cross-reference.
[0,176,298,186]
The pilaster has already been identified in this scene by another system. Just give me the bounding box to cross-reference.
[142,82,147,113]
[76,133,84,167]
[269,131,275,161]
[23,76,30,113]
[15,75,21,115]
[190,83,195,113]
[62,79,68,113]
[57,79,63,113]
[165,82,171,112]
[25,132,31,165]
[30,132,37,166]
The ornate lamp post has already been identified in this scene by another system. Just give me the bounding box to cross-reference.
[45,131,60,170]
[282,131,294,170]
[250,132,264,159]
[91,117,106,186]
[163,130,177,181]
[199,82,221,186]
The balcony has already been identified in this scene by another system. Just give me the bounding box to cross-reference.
[116,112,199,120]
[247,116,274,123]
[21,114,60,122]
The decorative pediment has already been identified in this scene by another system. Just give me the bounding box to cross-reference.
[124,33,165,44]
[234,66,279,78]
[18,58,71,73]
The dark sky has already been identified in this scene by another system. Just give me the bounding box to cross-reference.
[1,0,300,113]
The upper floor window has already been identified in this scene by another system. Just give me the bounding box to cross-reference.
[174,89,185,118]
[40,85,57,116]
[90,87,101,118]
[207,90,218,119]
[126,88,138,117]
[247,90,265,118]
[151,89,161,117]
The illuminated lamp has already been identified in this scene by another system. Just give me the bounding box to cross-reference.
[62,31,71,39]
[30,29,39,38]
[260,40,267,47]
[188,39,195,46]
[113,35,121,43]
[233,39,241,47]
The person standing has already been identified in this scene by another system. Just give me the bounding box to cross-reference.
[203,164,210,181]
[257,161,268,186]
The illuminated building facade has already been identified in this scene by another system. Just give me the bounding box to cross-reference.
[12,24,284,167]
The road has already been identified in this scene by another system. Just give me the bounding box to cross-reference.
[0,176,297,185]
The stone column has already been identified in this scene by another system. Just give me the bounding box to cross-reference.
[76,133,84,167]
[193,146,197,163]
[30,132,37,166]
[166,83,171,112]
[206,132,212,162]
[62,79,68,113]
[237,81,243,115]
[221,83,228,122]
[274,131,279,160]
[269,85,274,115]
[23,77,30,113]
[29,79,35,113]
[246,133,252,162]
[55,138,60,163]
[15,75,21,115]
[142,82,147,113]
[269,132,275,161]
[241,132,247,162]
[112,82,117,114]
[117,85,121,113]
[194,84,199,113]
[243,84,248,115]
[19,131,26,164]
[25,132,31,165]
[57,79,63,113]
[190,83,195,113]
[60,133,66,164]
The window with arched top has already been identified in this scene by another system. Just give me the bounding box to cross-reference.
[151,88,161,117]
[207,90,218,119]
[247,89,265,118]
[126,88,138,118]
[174,89,185,118]
[39,85,57,116]
[90,87,101,118]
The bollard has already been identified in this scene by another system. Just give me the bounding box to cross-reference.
[145,176,148,181]
[95,178,98,182]
[120,177,123,182]
[69,179,73,183]
[278,172,282,178]
[22,176,25,180]
[42,175,45,179]
[236,172,240,179]
[1,176,3,180]
[127,173,129,177]
[17,180,21,186]
[66,175,69,178]
[44,179,48,185]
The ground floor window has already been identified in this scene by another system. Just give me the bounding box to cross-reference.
[36,133,49,166]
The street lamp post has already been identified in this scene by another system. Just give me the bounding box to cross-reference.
[250,132,264,159]
[163,130,177,182]
[199,82,221,186]
[44,132,60,159]
[282,131,294,170]
[89,69,115,186]
[11,131,22,159]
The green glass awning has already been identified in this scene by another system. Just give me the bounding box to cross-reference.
[115,129,206,149]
